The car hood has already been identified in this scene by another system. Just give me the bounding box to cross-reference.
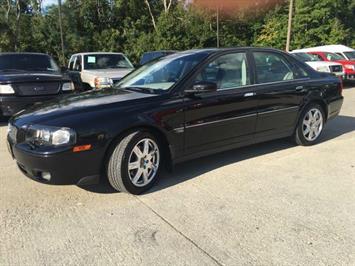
[0,71,64,83]
[82,68,134,79]
[334,60,355,65]
[11,88,157,126]
[306,61,342,68]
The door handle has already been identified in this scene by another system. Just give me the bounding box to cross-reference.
[244,92,256,97]
[295,86,304,91]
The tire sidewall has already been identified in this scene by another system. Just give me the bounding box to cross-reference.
[296,104,325,146]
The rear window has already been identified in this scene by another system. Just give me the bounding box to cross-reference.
[0,54,59,72]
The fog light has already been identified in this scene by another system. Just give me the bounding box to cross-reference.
[41,172,51,181]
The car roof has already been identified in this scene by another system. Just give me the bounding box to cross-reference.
[0,52,51,56]
[71,52,125,57]
[176,47,287,55]
[292,45,354,53]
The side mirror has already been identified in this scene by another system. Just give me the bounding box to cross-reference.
[185,81,217,95]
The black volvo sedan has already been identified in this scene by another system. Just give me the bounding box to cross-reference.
[7,48,343,194]
[0,53,74,118]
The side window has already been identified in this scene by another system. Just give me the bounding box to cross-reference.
[253,52,294,83]
[68,57,74,70]
[312,53,323,61]
[193,53,250,90]
[336,53,345,59]
[73,56,82,71]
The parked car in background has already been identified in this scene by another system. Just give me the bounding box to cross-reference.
[290,52,344,78]
[0,52,74,118]
[304,51,355,81]
[293,45,355,61]
[67,52,134,90]
[140,50,177,65]
[8,48,343,194]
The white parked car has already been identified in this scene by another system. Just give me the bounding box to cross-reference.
[292,45,355,61]
[290,52,344,77]
[67,52,134,90]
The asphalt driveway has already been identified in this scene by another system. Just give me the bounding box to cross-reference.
[1,86,354,265]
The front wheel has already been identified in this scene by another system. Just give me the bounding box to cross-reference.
[107,131,161,194]
[294,104,325,146]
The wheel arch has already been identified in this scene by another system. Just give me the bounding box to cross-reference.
[102,124,173,177]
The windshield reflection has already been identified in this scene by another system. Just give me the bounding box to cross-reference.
[115,52,209,92]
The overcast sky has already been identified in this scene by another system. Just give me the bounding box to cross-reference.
[43,0,58,7]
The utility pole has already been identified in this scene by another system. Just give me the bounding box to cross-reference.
[286,0,294,52]
[216,6,220,48]
[58,0,65,64]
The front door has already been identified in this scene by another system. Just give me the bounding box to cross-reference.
[183,51,258,156]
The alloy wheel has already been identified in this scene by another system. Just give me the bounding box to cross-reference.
[302,108,323,141]
[128,138,160,187]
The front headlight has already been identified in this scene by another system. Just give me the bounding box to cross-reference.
[62,82,75,91]
[7,123,17,142]
[316,66,331,73]
[344,64,355,70]
[0,84,15,94]
[26,125,76,146]
[94,77,112,89]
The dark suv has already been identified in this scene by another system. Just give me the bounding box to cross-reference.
[0,53,74,117]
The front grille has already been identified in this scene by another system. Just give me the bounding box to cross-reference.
[330,65,343,73]
[15,82,60,96]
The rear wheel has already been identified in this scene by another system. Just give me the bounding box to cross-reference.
[107,131,161,194]
[295,104,325,146]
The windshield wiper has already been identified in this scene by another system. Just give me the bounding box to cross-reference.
[30,68,57,72]
[123,86,168,94]
[123,87,155,94]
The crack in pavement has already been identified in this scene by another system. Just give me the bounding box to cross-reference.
[134,195,223,266]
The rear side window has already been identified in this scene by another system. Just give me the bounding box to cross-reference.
[194,53,250,90]
[312,54,324,61]
[253,52,294,83]
[324,52,343,61]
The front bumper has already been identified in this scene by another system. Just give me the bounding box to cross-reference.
[8,140,103,185]
[0,94,63,117]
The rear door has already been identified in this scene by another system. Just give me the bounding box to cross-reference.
[251,50,310,141]
[183,51,258,155]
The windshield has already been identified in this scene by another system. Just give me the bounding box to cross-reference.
[292,53,320,62]
[344,51,355,60]
[115,52,209,92]
[0,54,60,72]
[84,54,133,70]
[324,52,344,61]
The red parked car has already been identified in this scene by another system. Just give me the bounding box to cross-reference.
[307,51,355,81]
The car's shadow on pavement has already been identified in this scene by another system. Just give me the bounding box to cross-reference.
[344,83,355,89]
[81,115,355,195]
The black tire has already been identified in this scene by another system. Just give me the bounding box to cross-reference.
[107,131,161,194]
[294,103,325,146]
